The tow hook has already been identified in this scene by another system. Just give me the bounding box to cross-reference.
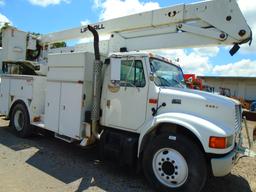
[235,118,256,158]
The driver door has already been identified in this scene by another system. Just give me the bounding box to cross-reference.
[104,57,148,131]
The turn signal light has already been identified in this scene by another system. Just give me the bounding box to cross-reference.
[209,136,232,149]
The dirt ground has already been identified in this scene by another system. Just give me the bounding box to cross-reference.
[0,117,255,192]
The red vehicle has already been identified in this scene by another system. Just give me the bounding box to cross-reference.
[184,74,203,90]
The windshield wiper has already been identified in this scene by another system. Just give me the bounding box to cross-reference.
[155,76,171,87]
[171,79,185,88]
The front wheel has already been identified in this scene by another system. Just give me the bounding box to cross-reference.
[142,133,207,192]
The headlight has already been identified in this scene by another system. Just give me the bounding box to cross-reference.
[209,135,233,149]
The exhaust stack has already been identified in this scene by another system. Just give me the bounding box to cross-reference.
[88,25,103,140]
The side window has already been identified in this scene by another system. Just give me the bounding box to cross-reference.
[120,60,146,87]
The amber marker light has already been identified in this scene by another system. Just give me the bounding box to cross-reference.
[33,116,41,122]
[209,136,233,149]
[149,99,158,104]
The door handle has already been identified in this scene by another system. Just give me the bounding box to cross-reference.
[107,100,111,108]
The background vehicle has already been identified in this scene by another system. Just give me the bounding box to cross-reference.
[184,74,204,90]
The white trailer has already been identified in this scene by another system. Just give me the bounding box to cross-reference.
[0,0,255,192]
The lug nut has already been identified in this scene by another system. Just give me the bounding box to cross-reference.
[226,16,232,21]
[219,33,226,39]
[239,30,246,37]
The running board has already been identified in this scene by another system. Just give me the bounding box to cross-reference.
[55,133,74,143]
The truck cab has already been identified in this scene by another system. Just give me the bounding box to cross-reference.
[102,53,241,154]
[99,52,243,188]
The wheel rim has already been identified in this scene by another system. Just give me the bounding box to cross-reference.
[14,110,25,131]
[152,148,188,188]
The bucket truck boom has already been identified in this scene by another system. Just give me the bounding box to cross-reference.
[40,0,251,55]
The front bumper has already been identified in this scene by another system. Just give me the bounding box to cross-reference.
[211,133,256,177]
[211,107,256,177]
[211,150,237,177]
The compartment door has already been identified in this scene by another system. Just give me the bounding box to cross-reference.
[10,79,33,99]
[0,78,10,115]
[45,82,61,133]
[59,83,83,139]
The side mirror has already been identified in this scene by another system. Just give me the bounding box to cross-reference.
[110,58,121,81]
[108,58,121,93]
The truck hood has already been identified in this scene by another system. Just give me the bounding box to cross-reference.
[158,88,240,133]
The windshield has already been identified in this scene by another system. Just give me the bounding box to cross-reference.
[150,58,186,88]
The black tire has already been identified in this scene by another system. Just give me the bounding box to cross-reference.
[10,103,33,138]
[142,133,207,192]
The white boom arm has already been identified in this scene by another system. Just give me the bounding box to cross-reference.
[41,0,252,55]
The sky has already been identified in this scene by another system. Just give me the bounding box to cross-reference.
[0,0,255,76]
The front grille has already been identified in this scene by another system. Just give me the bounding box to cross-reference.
[235,105,242,131]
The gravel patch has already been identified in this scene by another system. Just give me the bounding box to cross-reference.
[0,117,255,192]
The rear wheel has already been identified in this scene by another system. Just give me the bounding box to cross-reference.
[10,103,33,138]
[142,133,207,192]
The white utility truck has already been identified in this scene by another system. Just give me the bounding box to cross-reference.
[0,0,255,191]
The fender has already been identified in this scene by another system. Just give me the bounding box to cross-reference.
[9,97,33,122]
[137,112,235,156]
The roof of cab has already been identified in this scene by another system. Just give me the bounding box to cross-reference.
[109,51,179,67]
